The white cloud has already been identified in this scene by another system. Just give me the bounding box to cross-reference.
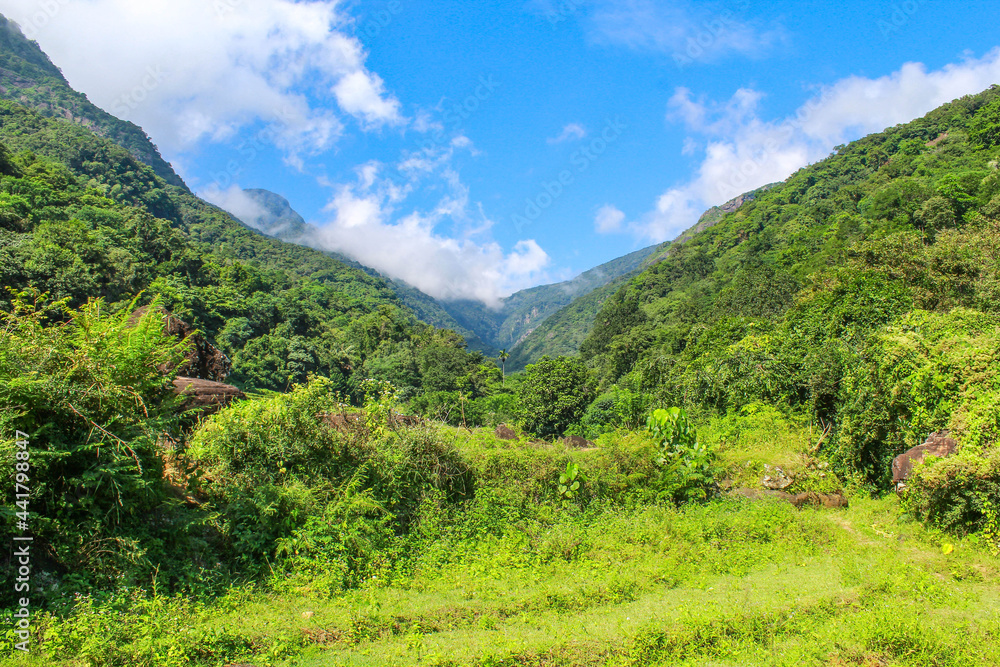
[6,0,404,157]
[332,70,404,128]
[200,184,267,227]
[594,205,626,234]
[547,123,587,144]
[312,182,550,306]
[587,0,783,62]
[631,49,1000,242]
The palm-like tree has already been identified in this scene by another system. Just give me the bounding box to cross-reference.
[498,349,510,386]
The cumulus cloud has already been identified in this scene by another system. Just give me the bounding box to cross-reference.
[630,49,1000,242]
[547,123,587,144]
[594,205,626,234]
[313,183,550,306]
[7,0,404,157]
[587,0,783,62]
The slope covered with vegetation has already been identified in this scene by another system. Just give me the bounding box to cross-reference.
[580,86,1000,490]
[389,242,664,357]
[3,23,1000,666]
[0,99,504,398]
[505,242,673,371]
[0,16,183,187]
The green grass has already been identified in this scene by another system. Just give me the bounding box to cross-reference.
[4,423,999,667]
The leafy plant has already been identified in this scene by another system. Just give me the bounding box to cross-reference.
[557,461,581,504]
[646,407,718,503]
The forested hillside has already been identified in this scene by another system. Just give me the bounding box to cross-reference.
[0,99,499,396]
[581,85,1000,488]
[0,16,183,187]
[3,17,1000,665]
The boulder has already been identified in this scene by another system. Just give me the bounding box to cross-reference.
[319,412,364,432]
[729,488,848,509]
[130,306,232,382]
[892,430,958,489]
[172,377,245,415]
[791,491,849,509]
[562,435,596,449]
[389,412,423,427]
[495,424,518,440]
[762,464,793,490]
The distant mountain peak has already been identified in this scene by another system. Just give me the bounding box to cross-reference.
[239,188,312,241]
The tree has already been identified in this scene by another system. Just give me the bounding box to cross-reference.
[498,349,510,385]
[515,356,594,438]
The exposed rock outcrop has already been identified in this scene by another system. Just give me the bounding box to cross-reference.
[730,488,848,509]
[892,430,958,490]
[172,377,245,415]
[130,306,232,382]
[562,435,596,449]
[495,424,518,440]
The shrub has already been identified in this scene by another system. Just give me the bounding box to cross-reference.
[515,356,594,438]
[902,449,1000,536]
[647,407,719,503]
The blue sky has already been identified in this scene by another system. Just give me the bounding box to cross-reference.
[5,0,1000,304]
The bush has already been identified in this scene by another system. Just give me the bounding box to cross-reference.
[902,449,1000,536]
[515,356,594,438]
[0,292,188,603]
[647,407,719,503]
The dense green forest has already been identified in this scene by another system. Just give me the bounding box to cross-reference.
[580,86,1000,490]
[0,17,182,187]
[2,15,1000,664]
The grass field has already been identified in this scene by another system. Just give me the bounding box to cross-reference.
[4,420,999,667]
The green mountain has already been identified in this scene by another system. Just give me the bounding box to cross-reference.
[0,16,185,188]
[502,188,778,371]
[226,183,664,360]
[504,243,671,371]
[579,84,1000,487]
[240,188,312,240]
[390,242,663,357]
[0,17,501,399]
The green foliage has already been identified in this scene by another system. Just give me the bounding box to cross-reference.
[514,355,594,437]
[969,95,1000,148]
[902,449,1000,535]
[646,407,718,502]
[0,291,200,604]
[833,308,1000,486]
[556,461,581,504]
